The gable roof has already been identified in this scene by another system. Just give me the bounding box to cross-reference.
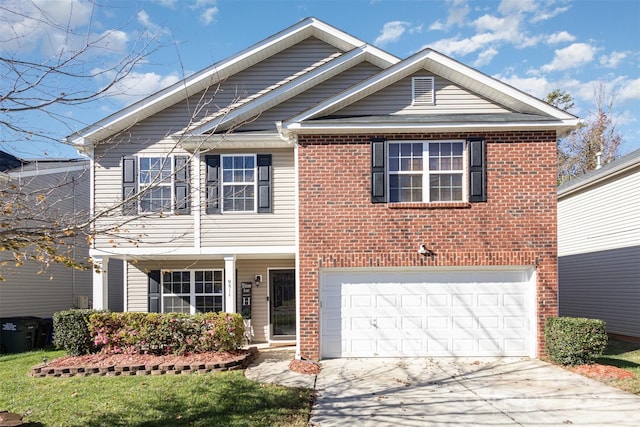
[280,48,579,137]
[66,17,398,147]
[558,148,640,198]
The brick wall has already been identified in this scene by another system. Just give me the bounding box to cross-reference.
[297,131,558,360]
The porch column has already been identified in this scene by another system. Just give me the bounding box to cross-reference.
[91,256,109,310]
[224,255,236,313]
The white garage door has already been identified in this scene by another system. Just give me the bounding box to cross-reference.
[320,269,535,358]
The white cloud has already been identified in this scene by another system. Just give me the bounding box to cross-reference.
[200,7,219,25]
[546,31,576,45]
[613,77,640,102]
[473,48,499,67]
[375,21,411,46]
[541,43,598,72]
[531,6,570,23]
[98,71,182,103]
[429,0,469,31]
[498,0,537,15]
[600,51,628,68]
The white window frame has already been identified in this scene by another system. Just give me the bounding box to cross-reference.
[221,154,257,213]
[161,269,225,314]
[138,156,173,214]
[387,140,467,203]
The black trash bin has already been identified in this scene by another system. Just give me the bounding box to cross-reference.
[35,318,54,349]
[0,317,41,353]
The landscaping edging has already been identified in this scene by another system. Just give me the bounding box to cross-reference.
[30,347,258,378]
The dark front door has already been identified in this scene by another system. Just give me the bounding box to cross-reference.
[270,269,296,337]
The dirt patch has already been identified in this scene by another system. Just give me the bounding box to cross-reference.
[289,359,320,375]
[569,363,634,381]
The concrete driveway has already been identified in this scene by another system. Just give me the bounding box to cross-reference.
[310,357,640,426]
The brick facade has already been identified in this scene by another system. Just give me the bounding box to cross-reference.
[297,131,558,360]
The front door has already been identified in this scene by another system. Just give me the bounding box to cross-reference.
[270,269,296,337]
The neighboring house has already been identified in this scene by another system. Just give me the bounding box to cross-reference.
[67,18,578,360]
[0,150,93,319]
[558,149,640,340]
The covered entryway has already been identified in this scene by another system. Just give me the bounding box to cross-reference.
[320,268,536,358]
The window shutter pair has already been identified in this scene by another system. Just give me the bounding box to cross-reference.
[369,138,487,203]
[205,154,272,214]
[121,155,191,215]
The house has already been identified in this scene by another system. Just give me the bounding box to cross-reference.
[0,151,93,319]
[558,149,640,340]
[67,18,578,360]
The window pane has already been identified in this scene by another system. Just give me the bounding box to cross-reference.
[389,174,422,202]
[429,173,463,202]
[163,296,190,313]
[140,187,171,213]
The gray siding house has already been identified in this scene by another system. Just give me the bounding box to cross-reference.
[558,149,640,339]
[0,152,93,319]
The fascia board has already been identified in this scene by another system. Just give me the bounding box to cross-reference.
[424,50,577,120]
[66,17,373,146]
[285,119,579,134]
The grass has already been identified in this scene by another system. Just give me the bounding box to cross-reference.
[0,349,313,427]
[596,338,640,395]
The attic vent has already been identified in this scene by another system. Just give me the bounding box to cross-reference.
[412,77,435,105]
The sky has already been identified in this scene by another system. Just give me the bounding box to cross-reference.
[1,0,639,159]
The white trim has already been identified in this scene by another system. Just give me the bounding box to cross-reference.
[412,76,435,105]
[7,163,88,178]
[224,256,236,314]
[294,142,301,359]
[89,246,297,259]
[193,150,201,248]
[220,154,258,214]
[283,120,578,135]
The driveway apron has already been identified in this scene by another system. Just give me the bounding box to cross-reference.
[309,357,640,427]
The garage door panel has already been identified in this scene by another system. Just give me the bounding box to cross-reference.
[320,269,535,358]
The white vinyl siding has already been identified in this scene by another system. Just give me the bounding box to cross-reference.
[336,72,511,116]
[229,61,382,132]
[558,167,640,256]
[0,166,92,318]
[200,149,295,247]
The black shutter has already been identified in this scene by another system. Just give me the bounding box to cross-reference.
[468,138,487,202]
[174,156,190,214]
[122,156,137,215]
[205,155,220,214]
[148,270,161,313]
[371,138,387,203]
[256,154,272,213]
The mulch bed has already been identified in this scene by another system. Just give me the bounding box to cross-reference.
[31,347,258,378]
[569,363,635,380]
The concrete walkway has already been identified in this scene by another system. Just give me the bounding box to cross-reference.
[245,350,640,426]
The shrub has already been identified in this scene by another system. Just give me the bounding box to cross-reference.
[53,309,102,356]
[545,317,608,366]
[88,312,245,355]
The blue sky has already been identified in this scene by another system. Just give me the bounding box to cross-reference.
[1,0,639,159]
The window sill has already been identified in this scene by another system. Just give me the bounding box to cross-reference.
[387,202,472,209]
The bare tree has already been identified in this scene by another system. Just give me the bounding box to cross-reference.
[0,0,162,278]
[548,84,623,184]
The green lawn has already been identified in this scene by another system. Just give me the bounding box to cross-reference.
[0,349,313,427]
[596,338,640,395]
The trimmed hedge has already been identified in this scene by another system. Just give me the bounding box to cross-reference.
[53,309,103,356]
[88,312,245,355]
[545,316,608,366]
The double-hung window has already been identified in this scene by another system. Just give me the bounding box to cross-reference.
[139,157,172,213]
[222,155,256,212]
[122,155,190,215]
[161,270,224,314]
[388,141,465,203]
